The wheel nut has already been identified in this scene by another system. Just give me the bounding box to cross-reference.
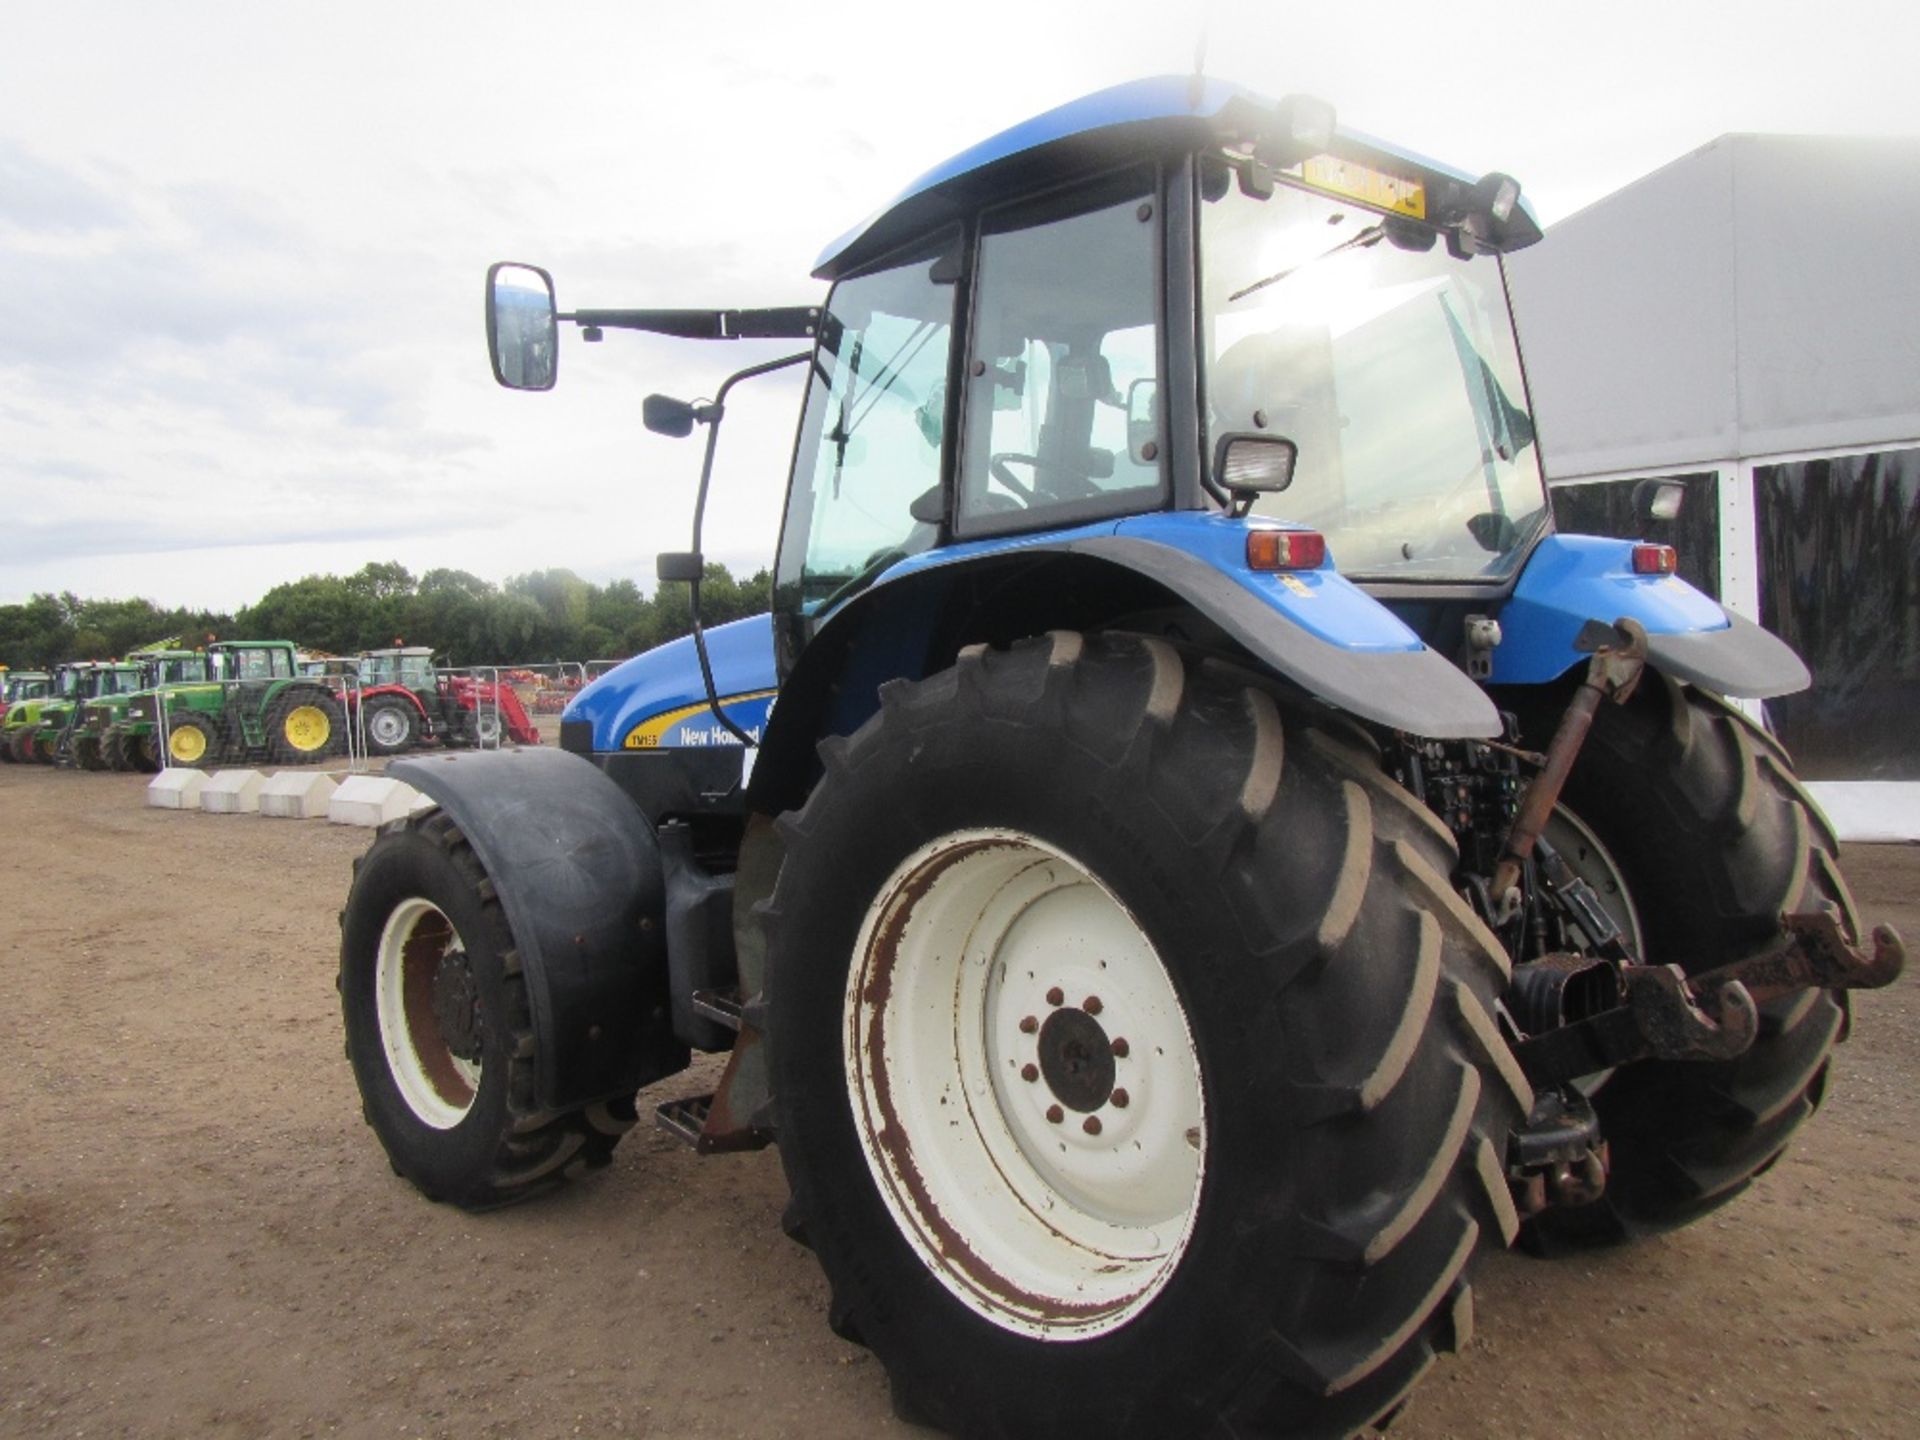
[1021,1063,1039,1083]
[1083,995,1103,1016]
[1046,1104,1064,1125]
[1045,986,1064,1007]
[1110,1088,1130,1109]
[1018,1015,1038,1034]
[1082,1115,1103,1136]
[1110,1037,1130,1058]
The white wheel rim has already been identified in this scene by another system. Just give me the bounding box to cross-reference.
[375,898,481,1129]
[845,829,1206,1340]
[369,707,409,746]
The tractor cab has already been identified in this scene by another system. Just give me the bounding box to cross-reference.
[210,641,300,684]
[147,651,213,686]
[0,669,50,716]
[359,646,438,692]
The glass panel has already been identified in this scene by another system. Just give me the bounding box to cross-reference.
[1202,176,1547,579]
[1756,446,1920,781]
[1549,471,1722,598]
[958,170,1163,530]
[775,232,957,616]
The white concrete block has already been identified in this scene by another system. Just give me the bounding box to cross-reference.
[148,768,209,809]
[198,768,267,814]
[1804,781,1920,843]
[328,774,426,827]
[258,770,339,819]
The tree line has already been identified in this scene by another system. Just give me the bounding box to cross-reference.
[0,561,771,672]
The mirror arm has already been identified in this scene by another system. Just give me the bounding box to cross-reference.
[682,349,813,749]
[562,306,820,340]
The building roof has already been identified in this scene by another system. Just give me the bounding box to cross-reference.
[1507,133,1920,479]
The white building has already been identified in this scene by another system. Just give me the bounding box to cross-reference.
[1507,133,1920,840]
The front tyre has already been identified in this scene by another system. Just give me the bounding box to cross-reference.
[766,634,1529,1439]
[165,713,224,768]
[361,696,420,756]
[338,810,632,1207]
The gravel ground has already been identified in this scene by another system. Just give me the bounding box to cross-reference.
[1,759,1914,1439]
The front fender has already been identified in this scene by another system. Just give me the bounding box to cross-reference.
[1492,535,1810,696]
[390,748,683,1109]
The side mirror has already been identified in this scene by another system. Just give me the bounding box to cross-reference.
[1126,379,1159,463]
[643,394,698,438]
[1634,478,1687,523]
[486,262,558,391]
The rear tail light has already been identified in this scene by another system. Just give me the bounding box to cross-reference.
[1632,544,1678,575]
[1247,529,1327,571]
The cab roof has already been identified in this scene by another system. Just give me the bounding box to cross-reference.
[813,74,1528,281]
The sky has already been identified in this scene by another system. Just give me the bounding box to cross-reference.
[3,0,1915,612]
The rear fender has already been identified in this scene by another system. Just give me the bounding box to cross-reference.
[1492,535,1810,696]
[355,683,432,719]
[390,748,686,1109]
[747,513,1499,818]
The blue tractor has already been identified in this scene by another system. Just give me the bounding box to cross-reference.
[339,77,1903,1438]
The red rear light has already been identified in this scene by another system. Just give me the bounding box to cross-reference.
[1632,544,1678,575]
[1247,529,1326,572]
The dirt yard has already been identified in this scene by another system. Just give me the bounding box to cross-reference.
[2,760,1915,1440]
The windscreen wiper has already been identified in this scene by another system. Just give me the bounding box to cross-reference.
[1228,225,1383,304]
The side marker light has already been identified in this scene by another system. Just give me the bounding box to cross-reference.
[1248,530,1327,572]
[1632,544,1678,576]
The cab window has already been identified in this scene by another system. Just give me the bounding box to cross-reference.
[775,229,957,617]
[957,168,1164,534]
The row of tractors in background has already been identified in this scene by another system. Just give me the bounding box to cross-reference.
[0,644,549,772]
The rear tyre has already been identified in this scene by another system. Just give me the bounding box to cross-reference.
[103,728,131,772]
[268,689,345,764]
[766,633,1528,1439]
[74,734,107,770]
[338,810,633,1208]
[362,696,420,756]
[1511,675,1857,1248]
[165,714,224,769]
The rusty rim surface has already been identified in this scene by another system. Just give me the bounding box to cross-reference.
[375,898,482,1129]
[845,829,1206,1340]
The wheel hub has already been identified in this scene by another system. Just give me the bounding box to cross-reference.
[1036,1006,1116,1112]
[431,950,483,1062]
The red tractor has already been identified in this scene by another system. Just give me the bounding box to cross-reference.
[351,647,541,756]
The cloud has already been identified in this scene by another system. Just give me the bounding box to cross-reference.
[0,142,126,236]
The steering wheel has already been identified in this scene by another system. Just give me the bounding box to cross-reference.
[987,453,1041,503]
[989,452,1103,503]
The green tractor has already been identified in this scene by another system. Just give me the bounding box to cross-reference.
[5,662,145,764]
[134,640,347,768]
[85,650,218,772]
[0,669,52,762]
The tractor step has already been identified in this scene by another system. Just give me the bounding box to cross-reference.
[690,988,744,1032]
[654,1093,713,1147]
